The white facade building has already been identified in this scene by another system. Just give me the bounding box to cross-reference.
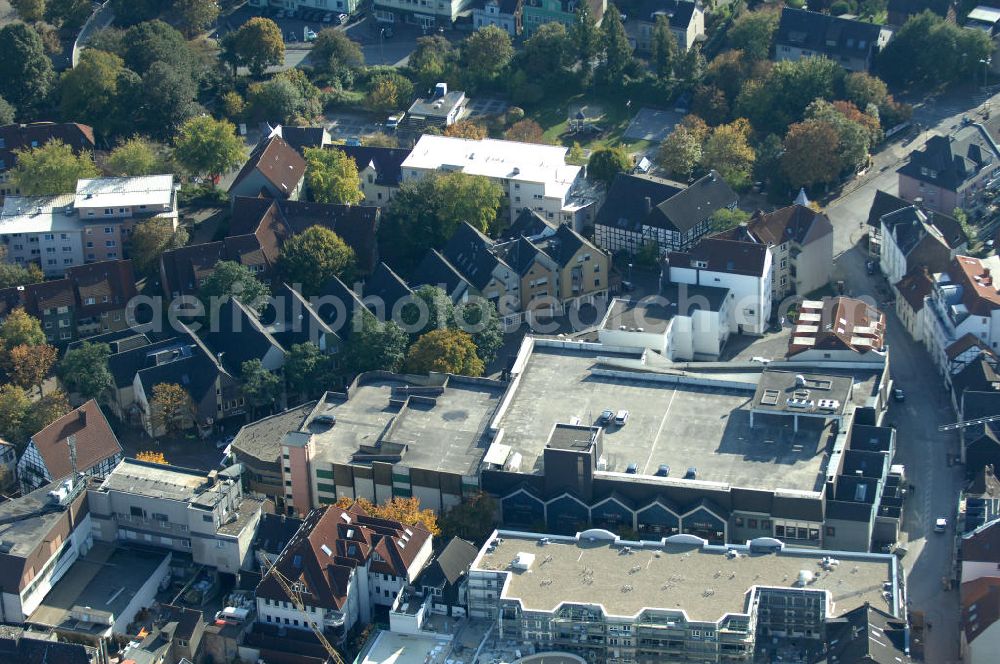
[924,255,1000,375]
[401,135,593,227]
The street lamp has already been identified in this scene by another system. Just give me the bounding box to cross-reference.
[379,27,386,64]
[628,262,633,282]
[981,57,992,89]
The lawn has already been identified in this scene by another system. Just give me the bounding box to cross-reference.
[532,93,654,156]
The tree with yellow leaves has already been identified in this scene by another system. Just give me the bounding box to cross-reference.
[335,496,440,536]
[136,450,168,464]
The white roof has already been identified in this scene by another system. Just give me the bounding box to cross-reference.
[0,194,79,234]
[74,174,175,209]
[402,135,582,200]
[969,6,1000,23]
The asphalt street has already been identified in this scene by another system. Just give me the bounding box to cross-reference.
[822,86,1000,664]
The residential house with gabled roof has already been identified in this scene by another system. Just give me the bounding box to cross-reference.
[787,297,887,365]
[866,189,911,254]
[924,255,1000,375]
[666,237,772,334]
[717,203,834,299]
[962,576,1000,664]
[16,400,123,495]
[363,262,413,311]
[894,267,934,342]
[472,0,523,36]
[259,282,341,353]
[437,222,520,312]
[0,122,95,201]
[775,8,890,73]
[595,171,737,256]
[160,196,380,297]
[266,124,331,156]
[0,259,137,345]
[880,204,967,285]
[898,123,1000,214]
[338,144,410,206]
[522,0,606,37]
[627,0,705,52]
[815,602,911,663]
[229,135,306,202]
[413,536,479,616]
[0,625,103,663]
[413,249,474,304]
[255,503,433,642]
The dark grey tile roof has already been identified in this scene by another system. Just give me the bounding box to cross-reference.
[818,603,910,663]
[499,208,559,242]
[776,8,883,61]
[232,402,315,464]
[363,262,413,308]
[279,126,327,156]
[898,125,1000,191]
[866,190,911,230]
[200,297,285,376]
[441,223,509,291]
[253,512,304,555]
[338,145,410,189]
[654,171,738,233]
[631,0,696,28]
[595,173,684,232]
[414,250,473,299]
[668,237,768,277]
[108,338,190,389]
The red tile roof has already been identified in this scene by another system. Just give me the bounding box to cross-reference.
[230,136,306,199]
[747,204,833,247]
[788,296,885,357]
[950,255,1000,316]
[962,576,1000,645]
[29,400,121,482]
[257,504,430,610]
[895,268,933,312]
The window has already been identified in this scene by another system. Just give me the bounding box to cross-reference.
[86,241,93,248]
[826,526,836,536]
[104,227,112,233]
[130,506,145,518]
[202,514,213,522]
[735,517,744,527]
[44,233,54,240]
[105,240,116,247]
[775,525,785,537]
[84,297,96,305]
[748,518,758,529]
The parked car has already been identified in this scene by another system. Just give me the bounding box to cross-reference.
[684,467,697,480]
[338,13,349,23]
[893,387,905,402]
[626,463,638,474]
[614,409,630,426]
[934,517,948,533]
[655,464,670,477]
[597,409,615,425]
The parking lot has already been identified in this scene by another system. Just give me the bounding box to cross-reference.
[325,111,384,139]
[216,4,352,44]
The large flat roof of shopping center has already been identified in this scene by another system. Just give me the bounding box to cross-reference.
[309,376,505,475]
[360,630,454,664]
[495,345,840,492]
[474,532,897,623]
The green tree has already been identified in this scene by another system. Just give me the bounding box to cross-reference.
[173,0,220,38]
[11,140,98,195]
[650,15,678,79]
[443,120,488,139]
[400,285,454,337]
[109,0,161,26]
[454,299,504,365]
[728,8,779,61]
[366,71,414,114]
[706,49,749,102]
[199,261,271,311]
[737,56,844,135]
[0,307,45,355]
[122,20,194,78]
[692,84,729,126]
[0,23,55,114]
[23,389,69,436]
[782,119,843,188]
[381,173,503,266]
[408,35,455,88]
[0,96,14,125]
[440,491,498,543]
[222,91,246,121]
[240,359,282,419]
[708,207,751,233]
[0,384,31,443]
[128,218,189,277]
[805,99,873,173]
[284,343,336,399]
[58,341,113,400]
[46,0,90,30]
[571,0,601,64]
[12,0,45,23]
[599,6,632,86]
[279,225,357,294]
[843,72,888,111]
[676,43,706,87]
[138,61,200,137]
[343,310,408,374]
[222,17,285,77]
[106,136,167,176]
[879,10,993,88]
[303,147,363,205]
[312,28,364,82]
[657,124,703,179]
[248,77,309,124]
[463,25,514,83]
[405,329,484,376]
[701,119,755,190]
[522,22,572,82]
[150,382,195,436]
[174,115,246,178]
[587,146,631,185]
[0,259,43,289]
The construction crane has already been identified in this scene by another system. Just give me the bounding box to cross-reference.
[939,413,1000,431]
[262,558,346,664]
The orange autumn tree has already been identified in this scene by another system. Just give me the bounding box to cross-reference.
[335,496,440,536]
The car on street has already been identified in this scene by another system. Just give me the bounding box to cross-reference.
[655,464,670,477]
[893,387,905,402]
[626,463,638,474]
[597,409,615,425]
[934,517,948,533]
[684,467,698,480]
[338,13,349,23]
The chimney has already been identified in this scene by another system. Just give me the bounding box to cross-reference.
[644,196,652,215]
[78,408,87,427]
